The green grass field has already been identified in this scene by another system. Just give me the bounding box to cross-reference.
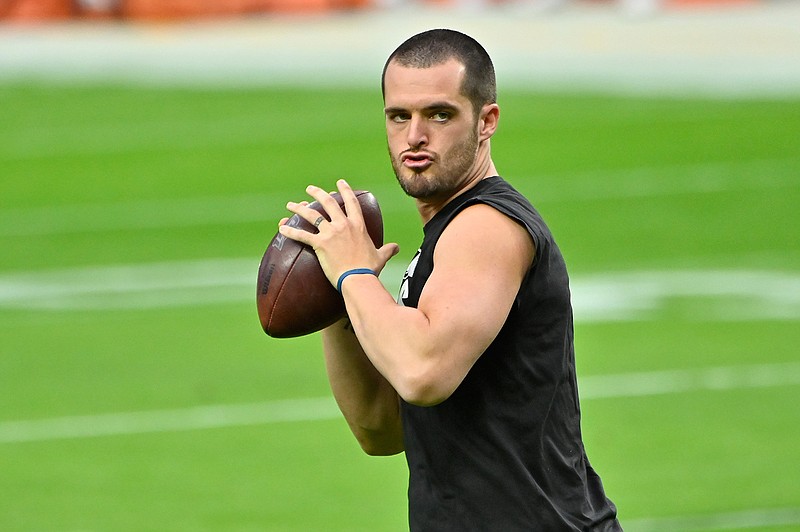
[1,82,799,531]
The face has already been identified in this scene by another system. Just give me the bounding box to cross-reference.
[383,59,483,201]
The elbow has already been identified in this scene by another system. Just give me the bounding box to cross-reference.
[353,429,404,457]
[360,440,404,457]
[394,366,455,407]
[400,390,449,408]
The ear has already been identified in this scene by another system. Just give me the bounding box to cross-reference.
[478,103,500,141]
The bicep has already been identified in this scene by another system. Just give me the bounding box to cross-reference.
[415,204,534,393]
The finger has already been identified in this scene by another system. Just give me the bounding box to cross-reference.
[306,185,346,222]
[282,199,309,216]
[336,179,365,224]
[278,221,314,246]
[286,200,330,230]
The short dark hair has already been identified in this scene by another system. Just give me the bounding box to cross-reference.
[381,29,497,114]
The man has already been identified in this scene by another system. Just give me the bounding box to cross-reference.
[279,29,621,530]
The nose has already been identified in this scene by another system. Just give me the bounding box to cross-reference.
[407,115,428,148]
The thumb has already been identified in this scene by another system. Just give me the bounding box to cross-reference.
[377,243,400,267]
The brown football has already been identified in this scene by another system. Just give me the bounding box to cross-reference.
[256,191,384,338]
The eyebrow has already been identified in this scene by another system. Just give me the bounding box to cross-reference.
[384,102,459,115]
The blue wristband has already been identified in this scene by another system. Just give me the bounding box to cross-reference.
[337,268,376,293]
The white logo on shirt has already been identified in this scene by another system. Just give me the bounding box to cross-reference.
[399,249,421,305]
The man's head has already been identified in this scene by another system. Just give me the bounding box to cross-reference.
[382,29,497,117]
[381,30,500,205]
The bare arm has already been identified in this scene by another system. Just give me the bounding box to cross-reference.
[340,202,533,406]
[279,180,534,447]
[322,318,404,456]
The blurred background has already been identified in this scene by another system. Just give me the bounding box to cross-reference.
[1,0,799,530]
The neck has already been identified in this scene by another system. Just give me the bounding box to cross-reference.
[415,150,498,224]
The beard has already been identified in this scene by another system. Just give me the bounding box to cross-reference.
[389,127,479,200]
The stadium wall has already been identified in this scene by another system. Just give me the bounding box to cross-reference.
[0,0,763,22]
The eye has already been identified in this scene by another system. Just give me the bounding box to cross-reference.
[430,111,451,122]
[387,112,410,123]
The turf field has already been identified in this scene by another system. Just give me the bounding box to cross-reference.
[1,82,799,531]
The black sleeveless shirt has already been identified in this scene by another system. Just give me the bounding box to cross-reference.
[398,177,620,531]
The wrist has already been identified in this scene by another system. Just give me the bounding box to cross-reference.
[337,268,376,293]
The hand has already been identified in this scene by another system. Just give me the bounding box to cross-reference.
[278,179,400,287]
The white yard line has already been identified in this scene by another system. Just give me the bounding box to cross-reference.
[1,260,799,322]
[0,397,340,444]
[1,362,798,444]
[0,258,258,310]
[624,507,800,531]
[579,362,800,399]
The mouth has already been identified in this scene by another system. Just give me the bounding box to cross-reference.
[401,151,434,171]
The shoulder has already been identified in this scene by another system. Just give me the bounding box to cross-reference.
[420,177,540,269]
[444,201,527,236]
[434,203,534,278]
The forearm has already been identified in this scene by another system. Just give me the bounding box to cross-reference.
[340,275,462,407]
[322,318,404,456]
